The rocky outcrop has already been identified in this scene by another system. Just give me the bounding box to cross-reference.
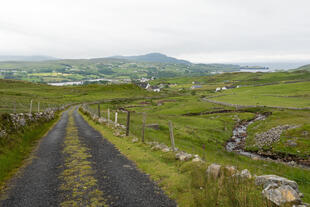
[255,175,304,206]
[255,125,298,148]
[255,175,300,193]
[262,184,301,206]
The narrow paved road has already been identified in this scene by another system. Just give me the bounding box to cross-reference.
[0,108,176,207]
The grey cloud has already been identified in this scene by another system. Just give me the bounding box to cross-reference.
[0,0,309,63]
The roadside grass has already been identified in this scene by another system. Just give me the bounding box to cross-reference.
[81,111,275,207]
[84,98,310,203]
[0,112,60,190]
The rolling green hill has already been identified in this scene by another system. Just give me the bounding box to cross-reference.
[0,79,153,114]
[297,64,310,71]
[0,55,240,83]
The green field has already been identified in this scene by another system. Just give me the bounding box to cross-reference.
[211,81,310,108]
[1,70,310,206]
[0,79,153,114]
[87,93,310,204]
[0,58,240,83]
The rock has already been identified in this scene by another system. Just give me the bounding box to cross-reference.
[206,164,221,179]
[293,203,310,207]
[251,156,260,161]
[262,184,301,206]
[161,147,171,152]
[224,166,238,176]
[98,117,106,124]
[175,151,192,161]
[151,143,168,151]
[239,169,252,179]
[287,140,298,147]
[132,138,139,143]
[255,175,300,194]
[192,156,203,162]
[114,131,121,137]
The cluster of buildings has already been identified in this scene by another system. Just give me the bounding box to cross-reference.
[215,85,239,92]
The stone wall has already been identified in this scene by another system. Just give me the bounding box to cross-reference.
[203,98,310,110]
[0,107,63,140]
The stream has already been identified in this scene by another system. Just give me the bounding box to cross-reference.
[226,114,310,169]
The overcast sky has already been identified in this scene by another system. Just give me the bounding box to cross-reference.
[1,0,310,63]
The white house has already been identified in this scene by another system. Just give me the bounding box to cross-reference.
[153,88,160,92]
[222,86,227,90]
[145,83,151,89]
[215,87,221,92]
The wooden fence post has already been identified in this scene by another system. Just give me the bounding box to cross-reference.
[98,104,101,117]
[169,121,175,151]
[29,100,33,114]
[126,111,130,136]
[115,112,118,125]
[107,108,110,126]
[141,112,146,143]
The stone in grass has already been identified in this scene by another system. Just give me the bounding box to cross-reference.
[224,165,238,176]
[161,147,171,152]
[151,143,167,151]
[240,169,252,179]
[206,164,221,179]
[175,151,192,161]
[255,175,300,195]
[262,184,301,206]
[233,169,252,179]
[192,155,203,163]
[132,138,139,143]
[293,203,310,207]
[286,140,298,147]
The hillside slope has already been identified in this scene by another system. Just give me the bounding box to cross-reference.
[112,53,191,65]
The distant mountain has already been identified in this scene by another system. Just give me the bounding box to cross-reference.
[111,53,191,65]
[0,56,58,62]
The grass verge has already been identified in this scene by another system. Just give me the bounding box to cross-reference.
[80,110,279,207]
[0,112,60,190]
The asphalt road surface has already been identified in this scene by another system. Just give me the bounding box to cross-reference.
[0,108,176,207]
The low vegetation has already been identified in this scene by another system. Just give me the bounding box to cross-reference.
[0,111,60,189]
[86,93,310,203]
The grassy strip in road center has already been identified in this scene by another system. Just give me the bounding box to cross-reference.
[59,109,107,207]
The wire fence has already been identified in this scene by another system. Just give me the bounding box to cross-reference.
[82,103,208,161]
[0,99,66,115]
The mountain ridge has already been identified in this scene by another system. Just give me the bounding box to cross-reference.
[110,53,192,65]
